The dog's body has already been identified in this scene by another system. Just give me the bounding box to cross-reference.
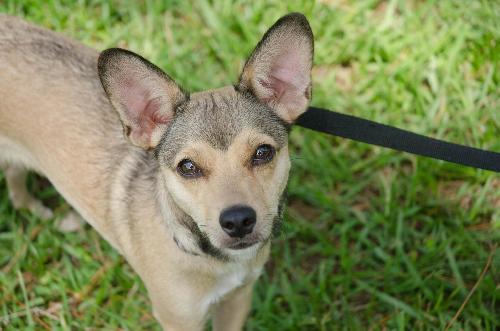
[0,13,313,330]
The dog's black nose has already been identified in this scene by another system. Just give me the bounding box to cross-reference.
[219,205,256,238]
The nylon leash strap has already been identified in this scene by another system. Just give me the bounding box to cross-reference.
[295,107,500,173]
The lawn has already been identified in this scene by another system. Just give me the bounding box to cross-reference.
[0,0,499,330]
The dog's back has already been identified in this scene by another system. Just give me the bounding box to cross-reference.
[0,14,126,240]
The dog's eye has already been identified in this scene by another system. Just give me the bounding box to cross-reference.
[177,159,202,178]
[252,144,275,166]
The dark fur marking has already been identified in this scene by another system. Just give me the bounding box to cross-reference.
[177,214,228,261]
[123,125,131,137]
[197,232,227,261]
[272,189,288,238]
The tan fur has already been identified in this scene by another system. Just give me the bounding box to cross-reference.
[0,12,312,330]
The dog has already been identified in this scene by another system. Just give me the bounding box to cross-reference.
[0,12,313,330]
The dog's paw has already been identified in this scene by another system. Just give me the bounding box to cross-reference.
[57,212,85,232]
[23,199,54,220]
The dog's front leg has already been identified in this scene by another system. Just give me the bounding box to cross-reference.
[142,272,211,331]
[212,282,255,331]
[148,290,207,331]
[153,313,205,331]
[151,300,206,331]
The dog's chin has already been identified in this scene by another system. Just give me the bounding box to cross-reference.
[224,241,262,260]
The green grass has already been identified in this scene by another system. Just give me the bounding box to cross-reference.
[1,0,499,330]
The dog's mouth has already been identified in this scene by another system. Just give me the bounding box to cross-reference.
[226,239,259,250]
[222,215,283,251]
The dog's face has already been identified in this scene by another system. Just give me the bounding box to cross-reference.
[98,13,313,258]
[156,87,290,254]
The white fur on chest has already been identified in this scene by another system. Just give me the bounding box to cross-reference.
[200,263,262,313]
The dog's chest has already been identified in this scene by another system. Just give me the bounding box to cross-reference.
[201,264,262,312]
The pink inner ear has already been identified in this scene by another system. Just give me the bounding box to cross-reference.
[121,78,149,120]
[259,76,285,101]
[259,50,308,104]
[142,97,171,125]
[121,79,171,141]
[273,51,308,89]
[129,98,165,143]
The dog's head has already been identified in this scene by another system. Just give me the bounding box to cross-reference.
[98,13,313,259]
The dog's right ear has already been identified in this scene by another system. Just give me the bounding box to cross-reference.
[98,48,186,150]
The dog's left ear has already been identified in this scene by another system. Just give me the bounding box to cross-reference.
[238,13,314,123]
[98,48,186,150]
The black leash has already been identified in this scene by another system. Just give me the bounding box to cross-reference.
[295,107,500,173]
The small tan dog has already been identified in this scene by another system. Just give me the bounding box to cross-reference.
[0,12,313,330]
